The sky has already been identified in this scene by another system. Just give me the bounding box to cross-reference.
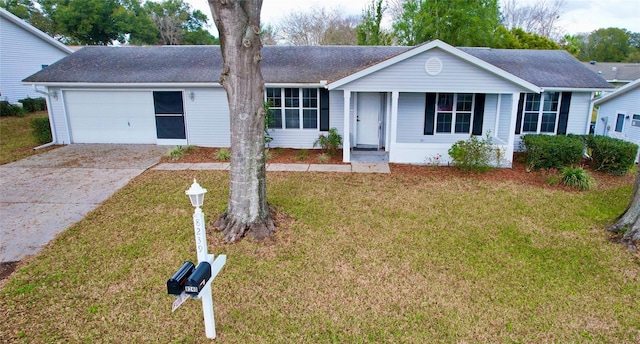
[186,0,640,37]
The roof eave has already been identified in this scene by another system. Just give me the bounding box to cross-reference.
[543,87,613,92]
[593,78,640,105]
[22,81,223,88]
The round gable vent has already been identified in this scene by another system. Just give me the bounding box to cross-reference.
[425,57,443,76]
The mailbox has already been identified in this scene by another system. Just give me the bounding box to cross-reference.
[185,261,212,295]
[167,261,195,296]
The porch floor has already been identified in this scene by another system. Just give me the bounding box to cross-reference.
[351,149,389,163]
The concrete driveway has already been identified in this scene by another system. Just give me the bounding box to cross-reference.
[0,144,168,263]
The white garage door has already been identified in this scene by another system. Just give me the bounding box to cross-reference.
[64,90,157,144]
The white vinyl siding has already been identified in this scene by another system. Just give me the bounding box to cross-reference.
[565,92,591,134]
[595,87,640,142]
[338,48,524,94]
[328,90,345,139]
[46,87,69,144]
[0,14,70,102]
[184,88,230,147]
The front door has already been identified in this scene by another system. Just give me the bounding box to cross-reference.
[356,93,381,147]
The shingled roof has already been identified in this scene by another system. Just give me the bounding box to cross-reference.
[24,44,611,89]
[581,61,640,83]
[23,45,409,84]
[459,48,612,89]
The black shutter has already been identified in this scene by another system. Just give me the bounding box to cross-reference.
[319,88,330,131]
[472,93,486,136]
[424,93,436,135]
[515,93,525,134]
[557,92,571,135]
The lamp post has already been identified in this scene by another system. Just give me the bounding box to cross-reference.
[185,179,226,339]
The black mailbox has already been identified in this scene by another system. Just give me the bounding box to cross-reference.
[167,261,195,296]
[185,261,212,295]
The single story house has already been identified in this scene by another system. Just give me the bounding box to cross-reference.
[593,78,640,150]
[0,7,73,103]
[23,40,612,166]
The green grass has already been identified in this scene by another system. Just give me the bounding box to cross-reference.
[0,111,51,165]
[1,171,639,343]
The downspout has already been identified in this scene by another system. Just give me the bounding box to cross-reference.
[32,85,57,150]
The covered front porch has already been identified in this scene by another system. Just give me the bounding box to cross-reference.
[339,91,519,167]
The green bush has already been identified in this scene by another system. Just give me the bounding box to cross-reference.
[560,166,595,191]
[296,149,308,161]
[216,148,231,161]
[448,134,495,173]
[520,134,584,170]
[30,117,52,144]
[313,128,342,156]
[18,97,47,112]
[1,101,25,117]
[167,145,195,160]
[586,135,638,175]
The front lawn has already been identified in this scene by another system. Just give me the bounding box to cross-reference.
[0,111,54,165]
[1,170,639,342]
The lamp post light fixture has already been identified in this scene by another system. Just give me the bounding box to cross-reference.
[183,179,226,339]
[186,178,207,208]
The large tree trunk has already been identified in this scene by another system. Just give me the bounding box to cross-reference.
[608,169,640,251]
[208,0,274,243]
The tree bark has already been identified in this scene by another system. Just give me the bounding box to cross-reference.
[208,0,274,243]
[608,169,640,251]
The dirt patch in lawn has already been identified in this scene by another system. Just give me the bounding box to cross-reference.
[0,262,18,283]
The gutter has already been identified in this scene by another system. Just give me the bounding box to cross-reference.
[32,85,58,150]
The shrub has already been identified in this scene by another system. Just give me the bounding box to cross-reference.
[30,117,52,144]
[1,101,25,117]
[264,148,273,161]
[448,134,495,173]
[520,134,584,170]
[18,97,46,112]
[216,148,231,161]
[586,135,638,175]
[296,149,308,161]
[317,153,330,163]
[167,145,195,160]
[560,166,595,191]
[425,153,442,168]
[313,128,342,156]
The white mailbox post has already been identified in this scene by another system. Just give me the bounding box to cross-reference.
[185,179,227,339]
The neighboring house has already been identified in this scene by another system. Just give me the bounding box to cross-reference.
[593,79,640,150]
[0,7,73,103]
[582,61,640,87]
[22,40,612,166]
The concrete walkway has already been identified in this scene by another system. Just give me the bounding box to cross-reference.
[0,144,167,263]
[153,162,391,173]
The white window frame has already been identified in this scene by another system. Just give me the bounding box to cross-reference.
[265,87,320,130]
[434,93,475,134]
[521,92,562,134]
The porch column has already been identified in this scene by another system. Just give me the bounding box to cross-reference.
[585,92,596,134]
[390,91,399,150]
[506,92,520,165]
[494,94,502,137]
[343,90,351,163]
